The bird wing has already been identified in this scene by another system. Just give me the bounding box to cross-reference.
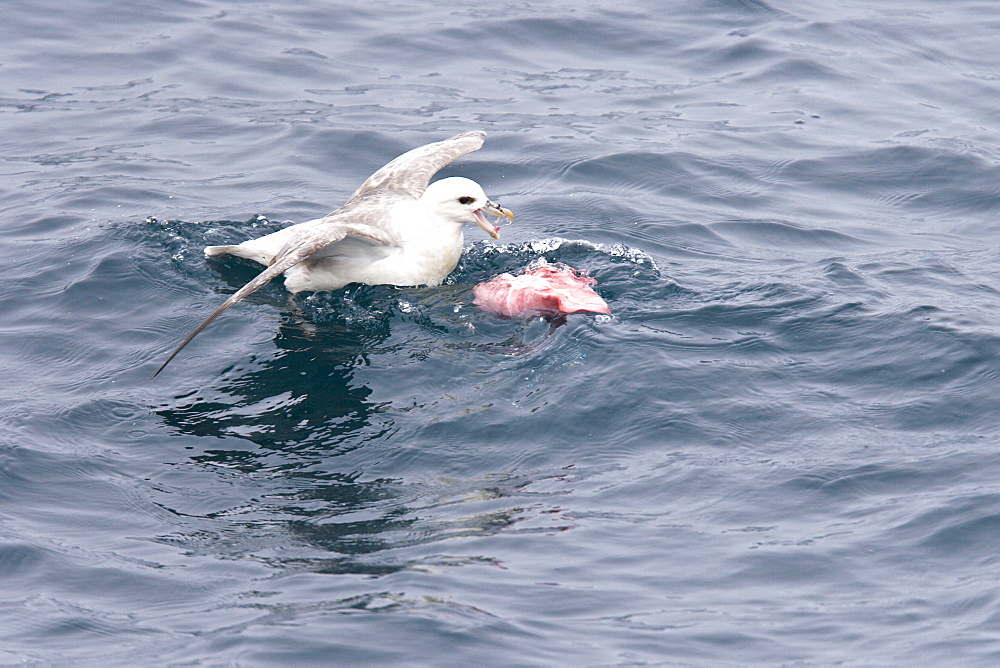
[267,214,399,267]
[346,131,486,202]
[153,219,399,378]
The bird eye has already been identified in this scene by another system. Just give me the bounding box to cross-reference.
[458,196,475,205]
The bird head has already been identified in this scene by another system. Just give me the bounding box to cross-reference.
[424,177,514,239]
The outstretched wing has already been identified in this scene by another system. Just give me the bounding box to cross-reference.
[153,221,398,378]
[347,131,486,202]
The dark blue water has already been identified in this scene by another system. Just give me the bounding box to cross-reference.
[2,0,999,664]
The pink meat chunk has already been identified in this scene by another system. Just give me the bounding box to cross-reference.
[473,262,611,317]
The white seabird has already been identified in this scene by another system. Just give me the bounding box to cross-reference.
[154,130,513,377]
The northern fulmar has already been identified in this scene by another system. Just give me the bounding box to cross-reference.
[154,131,513,377]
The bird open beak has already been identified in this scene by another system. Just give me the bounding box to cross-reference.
[473,200,514,240]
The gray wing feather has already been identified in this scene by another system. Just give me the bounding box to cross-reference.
[155,220,402,377]
[155,224,365,378]
[347,131,486,201]
[270,218,400,267]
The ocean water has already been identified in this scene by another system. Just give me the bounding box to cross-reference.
[2,0,999,664]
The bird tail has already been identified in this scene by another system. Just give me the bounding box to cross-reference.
[204,244,239,257]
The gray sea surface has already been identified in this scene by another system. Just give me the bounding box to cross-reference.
[1,0,999,664]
